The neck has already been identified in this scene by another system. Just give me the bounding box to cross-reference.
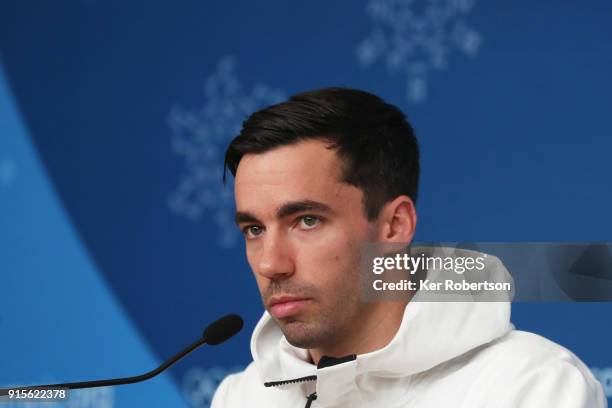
[308,300,408,365]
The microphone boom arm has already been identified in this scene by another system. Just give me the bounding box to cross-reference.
[0,337,206,396]
[0,313,243,396]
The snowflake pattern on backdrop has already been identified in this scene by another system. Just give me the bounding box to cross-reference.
[168,57,285,247]
[182,365,244,408]
[591,367,612,398]
[357,0,482,103]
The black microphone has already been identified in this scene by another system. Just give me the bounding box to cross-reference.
[0,314,243,396]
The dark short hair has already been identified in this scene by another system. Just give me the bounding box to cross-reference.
[224,87,420,220]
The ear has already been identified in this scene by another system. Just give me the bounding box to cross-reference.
[376,195,417,244]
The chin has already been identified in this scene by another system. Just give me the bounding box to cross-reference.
[280,320,322,349]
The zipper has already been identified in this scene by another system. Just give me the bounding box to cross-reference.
[264,376,318,407]
[304,392,317,408]
[262,355,356,406]
[263,375,317,388]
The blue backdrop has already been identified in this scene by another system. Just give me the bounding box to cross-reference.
[1,1,611,407]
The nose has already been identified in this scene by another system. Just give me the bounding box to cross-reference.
[255,231,295,281]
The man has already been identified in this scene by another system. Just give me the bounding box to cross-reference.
[212,88,606,407]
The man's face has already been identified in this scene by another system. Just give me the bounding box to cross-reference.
[234,139,378,349]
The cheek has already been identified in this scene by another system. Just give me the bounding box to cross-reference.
[297,239,361,288]
[245,244,256,268]
[245,245,265,288]
[303,218,364,252]
[244,239,267,270]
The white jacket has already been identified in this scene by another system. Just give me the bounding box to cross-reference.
[212,253,606,408]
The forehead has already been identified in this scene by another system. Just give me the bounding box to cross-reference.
[234,139,354,212]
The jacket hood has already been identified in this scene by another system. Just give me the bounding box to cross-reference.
[250,247,514,406]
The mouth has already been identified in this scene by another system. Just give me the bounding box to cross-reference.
[268,296,311,319]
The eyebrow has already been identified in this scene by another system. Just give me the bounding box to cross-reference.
[235,200,333,226]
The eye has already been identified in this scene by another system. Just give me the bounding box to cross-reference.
[242,225,264,239]
[299,215,320,229]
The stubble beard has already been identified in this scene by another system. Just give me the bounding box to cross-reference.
[277,279,364,350]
